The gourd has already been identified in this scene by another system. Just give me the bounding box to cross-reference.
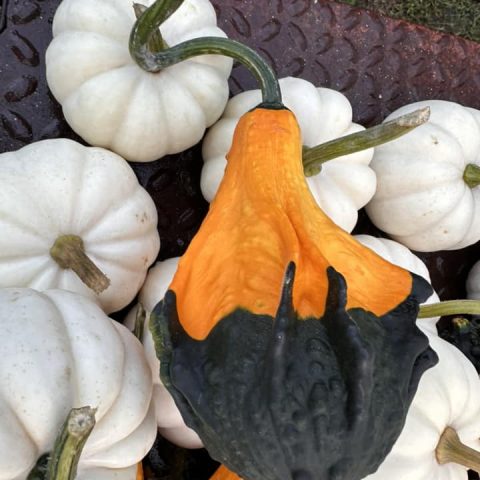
[154,106,436,480]
[124,258,202,449]
[0,288,157,479]
[46,0,233,162]
[364,330,480,480]
[467,260,480,300]
[207,326,480,480]
[0,139,160,313]
[354,234,440,333]
[201,76,376,232]
[365,100,480,251]
[135,19,438,479]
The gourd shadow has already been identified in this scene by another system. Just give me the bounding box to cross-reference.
[150,263,438,480]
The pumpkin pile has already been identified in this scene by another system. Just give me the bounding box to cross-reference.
[0,0,479,479]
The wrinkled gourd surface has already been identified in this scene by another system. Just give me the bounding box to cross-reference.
[151,108,438,480]
[168,108,425,338]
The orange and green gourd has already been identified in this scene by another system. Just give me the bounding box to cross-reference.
[132,1,439,479]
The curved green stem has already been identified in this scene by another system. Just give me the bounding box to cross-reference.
[436,426,480,472]
[418,299,480,318]
[133,3,169,52]
[130,2,281,106]
[50,235,110,295]
[130,0,183,51]
[302,107,430,176]
[47,406,96,480]
[464,163,480,189]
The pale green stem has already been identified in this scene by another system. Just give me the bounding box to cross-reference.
[464,163,480,189]
[418,300,480,318]
[302,107,430,177]
[133,304,146,342]
[452,317,470,332]
[50,234,110,294]
[46,407,96,480]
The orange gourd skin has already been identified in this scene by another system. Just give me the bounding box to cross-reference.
[170,107,412,340]
[210,465,241,480]
[136,462,144,480]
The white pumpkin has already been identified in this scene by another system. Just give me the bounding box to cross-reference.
[354,235,440,333]
[201,76,376,232]
[0,288,157,480]
[46,0,233,162]
[364,330,480,480]
[466,260,480,301]
[0,139,160,313]
[366,100,480,251]
[77,465,138,480]
[125,257,202,449]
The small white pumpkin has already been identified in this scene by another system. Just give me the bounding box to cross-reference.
[125,257,203,449]
[366,100,480,251]
[46,0,233,162]
[467,260,480,301]
[0,139,160,313]
[0,288,157,479]
[364,330,480,480]
[201,76,376,232]
[354,234,440,333]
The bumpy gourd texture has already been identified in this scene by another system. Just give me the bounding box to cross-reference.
[152,265,436,480]
[150,107,438,480]
[169,108,422,339]
[201,77,376,233]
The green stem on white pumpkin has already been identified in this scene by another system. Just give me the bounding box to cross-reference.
[130,4,282,106]
[418,299,480,318]
[50,234,110,295]
[131,0,182,53]
[46,406,96,480]
[464,163,480,189]
[302,107,430,177]
[133,303,146,342]
[436,426,480,472]
[133,3,169,52]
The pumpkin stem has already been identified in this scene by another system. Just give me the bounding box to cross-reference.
[46,406,96,480]
[49,234,110,295]
[130,3,282,106]
[133,3,169,52]
[302,107,430,176]
[464,163,480,189]
[133,303,146,342]
[452,316,471,332]
[418,299,480,318]
[436,426,480,472]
